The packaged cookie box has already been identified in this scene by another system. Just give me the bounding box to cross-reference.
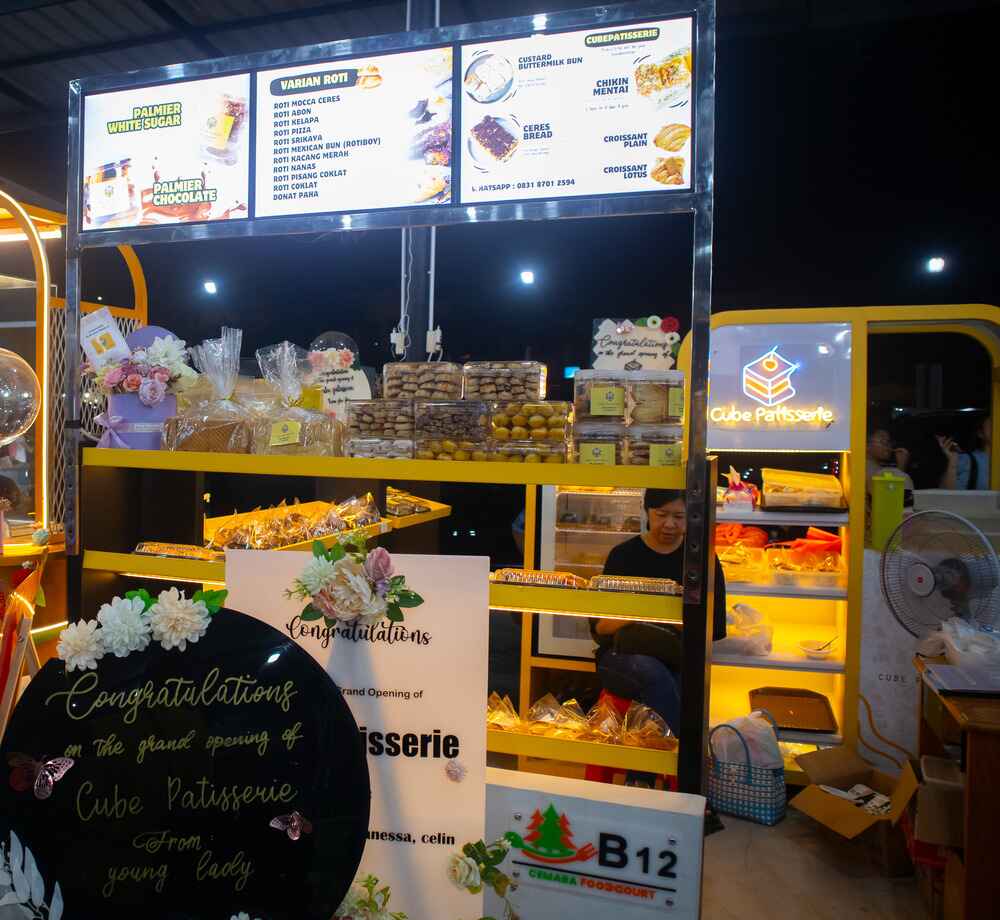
[415,438,489,462]
[625,426,683,466]
[491,443,567,464]
[627,370,685,425]
[415,399,490,441]
[572,423,626,465]
[348,399,414,439]
[573,370,628,423]
[490,400,571,445]
[463,361,547,401]
[384,361,463,399]
[346,438,414,459]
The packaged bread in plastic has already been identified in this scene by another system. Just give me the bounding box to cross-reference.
[491,568,588,588]
[761,468,845,509]
[247,341,341,455]
[162,327,253,452]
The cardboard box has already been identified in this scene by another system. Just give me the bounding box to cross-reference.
[790,747,919,876]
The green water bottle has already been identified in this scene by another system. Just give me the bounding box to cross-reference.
[871,471,905,551]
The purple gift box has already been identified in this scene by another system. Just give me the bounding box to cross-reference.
[100,393,176,450]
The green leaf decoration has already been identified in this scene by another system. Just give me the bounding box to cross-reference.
[35,584,47,607]
[324,616,338,629]
[389,574,405,589]
[386,605,404,623]
[299,605,324,621]
[312,540,327,558]
[395,590,424,608]
[328,543,346,562]
[125,588,155,612]
[192,588,228,615]
[635,316,649,326]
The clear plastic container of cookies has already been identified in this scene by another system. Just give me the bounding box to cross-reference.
[573,423,626,465]
[463,361,547,401]
[346,437,414,459]
[490,442,567,464]
[573,369,629,422]
[627,370,685,425]
[625,425,684,466]
[490,400,571,445]
[414,438,489,462]
[348,399,414,439]
[383,361,463,399]
[589,574,683,595]
[491,568,589,589]
[415,399,490,441]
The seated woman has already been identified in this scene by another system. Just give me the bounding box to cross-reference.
[590,488,727,742]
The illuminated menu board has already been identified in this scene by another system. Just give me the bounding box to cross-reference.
[81,74,251,231]
[255,46,455,216]
[459,18,693,204]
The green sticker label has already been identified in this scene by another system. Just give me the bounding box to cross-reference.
[580,442,616,465]
[668,386,684,420]
[649,442,682,466]
[590,385,625,416]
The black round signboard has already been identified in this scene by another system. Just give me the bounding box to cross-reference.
[0,609,369,920]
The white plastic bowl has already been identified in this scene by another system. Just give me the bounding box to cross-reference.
[799,639,835,660]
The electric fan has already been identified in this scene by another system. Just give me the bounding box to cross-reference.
[880,510,1000,637]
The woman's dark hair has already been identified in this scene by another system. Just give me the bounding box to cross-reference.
[643,488,685,510]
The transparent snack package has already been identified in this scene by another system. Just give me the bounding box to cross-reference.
[491,568,588,588]
[463,361,547,401]
[626,370,685,425]
[622,702,677,750]
[384,362,462,399]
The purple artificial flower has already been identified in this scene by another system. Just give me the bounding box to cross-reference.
[375,578,391,598]
[151,366,171,384]
[138,376,166,407]
[364,546,394,584]
[103,366,125,387]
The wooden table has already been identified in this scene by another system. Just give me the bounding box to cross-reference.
[915,657,1000,919]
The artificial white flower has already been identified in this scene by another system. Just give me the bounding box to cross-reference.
[146,335,188,374]
[665,331,681,346]
[447,853,481,891]
[298,555,339,596]
[646,314,662,330]
[498,837,512,851]
[96,595,151,658]
[230,913,262,920]
[149,587,210,651]
[57,620,105,672]
[323,557,386,624]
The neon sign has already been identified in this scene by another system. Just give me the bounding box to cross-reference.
[742,347,799,407]
[709,403,835,426]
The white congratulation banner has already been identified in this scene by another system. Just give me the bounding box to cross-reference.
[225,551,490,920]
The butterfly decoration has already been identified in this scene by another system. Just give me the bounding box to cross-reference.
[269,810,313,841]
[8,753,75,800]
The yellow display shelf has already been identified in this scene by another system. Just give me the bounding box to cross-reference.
[487,728,678,774]
[82,448,685,489]
[490,582,683,622]
[0,543,64,567]
[387,497,451,529]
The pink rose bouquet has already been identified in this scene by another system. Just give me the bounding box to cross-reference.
[85,334,198,397]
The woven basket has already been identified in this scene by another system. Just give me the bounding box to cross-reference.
[706,714,786,826]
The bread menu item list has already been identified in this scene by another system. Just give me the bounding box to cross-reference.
[460,17,693,204]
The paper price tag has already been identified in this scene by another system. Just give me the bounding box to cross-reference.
[668,386,685,420]
[269,420,302,447]
[590,385,625,417]
[580,442,615,465]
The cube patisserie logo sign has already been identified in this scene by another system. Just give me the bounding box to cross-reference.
[741,347,799,407]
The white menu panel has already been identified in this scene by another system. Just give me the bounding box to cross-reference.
[255,47,454,216]
[82,74,250,230]
[460,18,693,204]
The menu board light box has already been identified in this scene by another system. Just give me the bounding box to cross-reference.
[78,11,697,232]
[460,17,693,204]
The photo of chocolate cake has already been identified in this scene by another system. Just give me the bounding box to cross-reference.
[470,115,519,164]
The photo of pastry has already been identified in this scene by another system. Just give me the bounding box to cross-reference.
[651,156,685,186]
[464,52,516,104]
[407,165,451,203]
[467,114,520,169]
[653,123,691,152]
[422,47,454,88]
[357,64,382,89]
[634,46,692,106]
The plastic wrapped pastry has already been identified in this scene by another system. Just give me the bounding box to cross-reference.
[486,692,521,731]
[589,574,683,595]
[621,702,676,750]
[163,327,252,452]
[761,468,845,509]
[248,341,341,455]
[491,568,588,588]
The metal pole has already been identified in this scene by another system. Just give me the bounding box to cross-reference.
[401,0,439,361]
[65,79,84,614]
[678,0,717,795]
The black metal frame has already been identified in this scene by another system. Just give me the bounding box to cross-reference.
[63,0,716,793]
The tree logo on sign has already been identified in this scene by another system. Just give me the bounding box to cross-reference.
[505,805,596,865]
